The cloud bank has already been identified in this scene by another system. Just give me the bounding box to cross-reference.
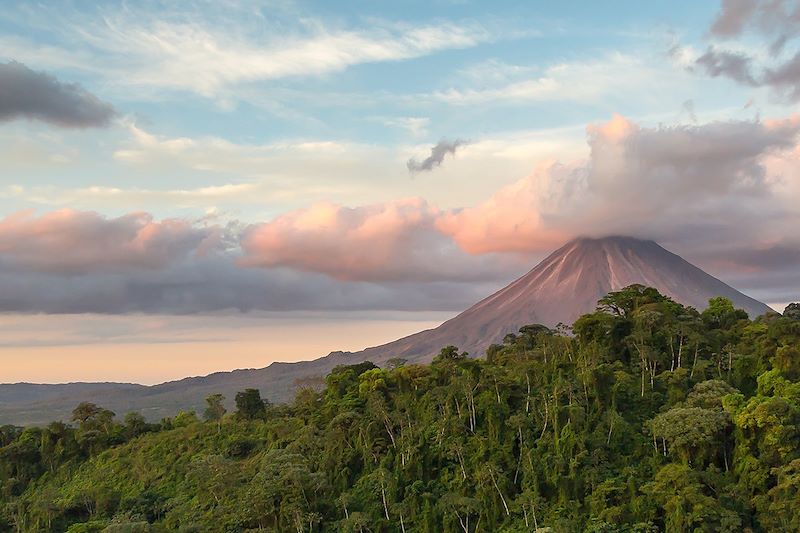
[0,208,511,314]
[0,61,115,128]
[1,114,799,313]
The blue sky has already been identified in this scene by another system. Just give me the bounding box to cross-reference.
[0,0,766,219]
[1,0,799,383]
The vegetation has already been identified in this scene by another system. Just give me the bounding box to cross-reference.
[1,285,799,532]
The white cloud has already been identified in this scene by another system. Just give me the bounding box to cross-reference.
[1,3,492,99]
[429,53,687,105]
[383,116,430,137]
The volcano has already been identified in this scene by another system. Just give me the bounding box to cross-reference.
[344,236,772,364]
[0,236,772,425]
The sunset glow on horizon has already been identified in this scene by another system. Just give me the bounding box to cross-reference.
[1,0,799,384]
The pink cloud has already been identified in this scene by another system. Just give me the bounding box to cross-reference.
[239,114,800,287]
[240,198,522,282]
[1,114,798,313]
[438,114,800,254]
[0,209,216,273]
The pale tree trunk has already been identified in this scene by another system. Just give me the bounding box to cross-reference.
[489,469,511,516]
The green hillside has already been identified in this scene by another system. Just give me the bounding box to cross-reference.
[2,286,799,532]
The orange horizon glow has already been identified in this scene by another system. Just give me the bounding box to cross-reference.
[0,313,450,385]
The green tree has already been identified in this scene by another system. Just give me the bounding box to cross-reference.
[783,303,800,320]
[235,389,267,421]
[203,394,226,429]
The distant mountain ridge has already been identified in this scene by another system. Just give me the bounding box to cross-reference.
[0,236,773,426]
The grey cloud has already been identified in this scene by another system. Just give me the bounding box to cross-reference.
[764,51,800,100]
[0,208,519,314]
[694,47,758,86]
[0,256,505,314]
[727,244,800,271]
[769,34,789,56]
[439,114,800,305]
[710,0,800,38]
[710,0,759,36]
[0,61,116,128]
[691,1,800,101]
[407,139,467,173]
[716,268,800,305]
[572,118,800,300]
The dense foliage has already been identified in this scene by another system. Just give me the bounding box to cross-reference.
[1,285,799,532]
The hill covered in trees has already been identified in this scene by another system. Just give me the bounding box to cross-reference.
[1,286,799,532]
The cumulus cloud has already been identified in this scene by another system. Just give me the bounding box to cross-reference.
[240,198,521,282]
[0,61,115,128]
[407,139,468,173]
[0,210,219,274]
[438,114,800,256]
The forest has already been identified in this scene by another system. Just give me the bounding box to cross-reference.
[1,285,799,532]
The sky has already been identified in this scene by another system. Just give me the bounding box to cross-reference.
[1,0,799,384]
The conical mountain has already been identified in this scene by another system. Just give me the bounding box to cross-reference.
[0,236,772,425]
[349,236,772,364]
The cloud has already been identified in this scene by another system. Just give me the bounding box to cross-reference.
[240,113,800,304]
[5,122,584,218]
[0,207,513,314]
[3,114,800,314]
[407,139,468,173]
[0,210,217,274]
[428,53,689,107]
[383,117,430,137]
[240,198,520,282]
[0,255,501,315]
[687,0,800,101]
[437,114,800,255]
[113,22,489,96]
[2,3,491,99]
[764,51,800,101]
[0,61,115,128]
[710,0,800,41]
[694,47,758,86]
[710,0,760,37]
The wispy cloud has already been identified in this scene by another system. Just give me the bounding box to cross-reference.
[383,117,430,137]
[1,3,493,99]
[428,53,688,106]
